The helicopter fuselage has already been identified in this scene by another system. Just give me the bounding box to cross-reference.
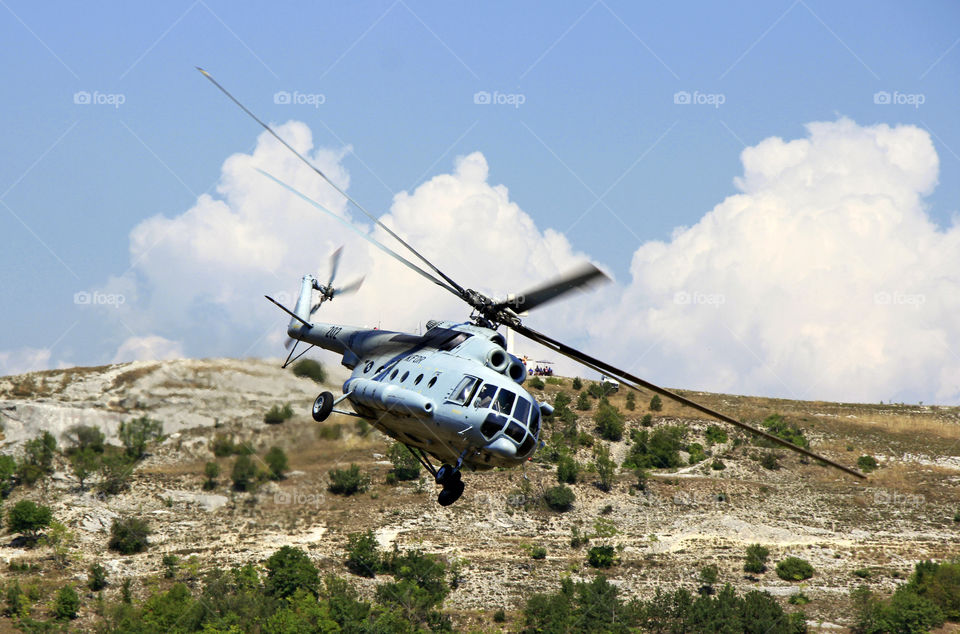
[288,275,546,471]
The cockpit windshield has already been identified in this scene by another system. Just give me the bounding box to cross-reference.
[493,389,516,415]
[513,397,531,424]
[473,383,497,408]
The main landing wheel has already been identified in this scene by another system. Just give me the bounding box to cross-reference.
[438,479,465,506]
[435,464,461,486]
[312,391,334,422]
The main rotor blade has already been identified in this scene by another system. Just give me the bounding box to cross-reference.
[512,323,866,480]
[256,168,463,299]
[499,262,608,313]
[328,246,343,288]
[197,67,468,298]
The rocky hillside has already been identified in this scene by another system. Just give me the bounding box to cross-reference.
[1,358,959,631]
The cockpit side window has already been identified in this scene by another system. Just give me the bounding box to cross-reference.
[448,376,479,405]
[473,384,497,408]
[493,389,516,416]
[529,404,541,436]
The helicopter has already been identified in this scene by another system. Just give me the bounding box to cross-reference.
[198,68,866,506]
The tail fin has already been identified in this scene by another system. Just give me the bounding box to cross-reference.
[291,274,316,329]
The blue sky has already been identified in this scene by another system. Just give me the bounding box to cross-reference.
[2,1,959,403]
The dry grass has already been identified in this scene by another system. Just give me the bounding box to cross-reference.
[109,364,160,391]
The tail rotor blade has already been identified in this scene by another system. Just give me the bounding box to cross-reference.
[328,246,343,288]
[333,276,364,297]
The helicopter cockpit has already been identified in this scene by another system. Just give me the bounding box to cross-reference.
[468,380,540,457]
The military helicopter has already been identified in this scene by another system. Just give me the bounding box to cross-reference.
[198,69,866,506]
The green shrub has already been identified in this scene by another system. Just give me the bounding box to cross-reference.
[119,416,163,459]
[705,425,728,445]
[760,451,780,470]
[328,464,370,496]
[853,568,871,579]
[776,556,814,581]
[64,424,106,454]
[265,446,289,480]
[587,545,616,568]
[711,459,726,470]
[202,461,220,490]
[761,414,808,448]
[587,382,605,399]
[699,564,719,588]
[546,377,562,385]
[649,395,663,411]
[687,442,707,464]
[317,424,342,440]
[291,359,326,383]
[530,545,547,560]
[493,608,506,622]
[89,563,108,591]
[97,451,136,495]
[544,485,575,511]
[625,391,635,411]
[7,500,53,543]
[575,391,591,411]
[231,454,258,491]
[109,516,151,554]
[162,554,179,578]
[264,403,294,425]
[70,447,100,490]
[17,430,57,485]
[744,544,769,573]
[594,401,625,441]
[345,530,381,577]
[640,413,653,427]
[594,444,616,492]
[266,546,320,598]
[572,377,583,390]
[0,455,16,497]
[902,559,960,619]
[387,443,420,481]
[527,377,545,390]
[857,455,879,473]
[623,426,685,470]
[556,455,579,484]
[53,585,79,620]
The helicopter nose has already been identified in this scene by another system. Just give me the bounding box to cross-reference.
[485,437,516,459]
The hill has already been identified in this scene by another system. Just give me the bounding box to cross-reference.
[1,358,959,631]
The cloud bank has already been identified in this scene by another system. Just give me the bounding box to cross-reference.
[88,117,960,404]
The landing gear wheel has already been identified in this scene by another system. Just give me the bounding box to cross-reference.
[312,391,334,422]
[435,464,457,486]
[437,479,465,506]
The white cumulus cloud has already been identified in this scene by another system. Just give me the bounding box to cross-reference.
[593,118,960,403]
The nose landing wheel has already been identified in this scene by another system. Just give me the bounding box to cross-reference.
[312,391,334,422]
